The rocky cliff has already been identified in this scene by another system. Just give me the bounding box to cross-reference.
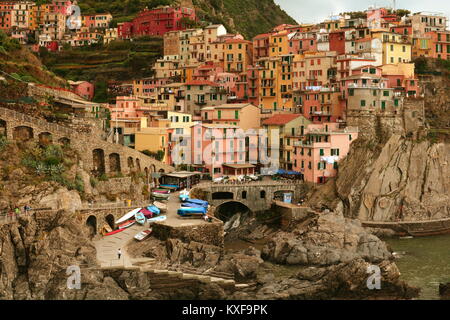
[335,135,449,222]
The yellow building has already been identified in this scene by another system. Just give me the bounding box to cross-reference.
[381,63,415,79]
[269,30,290,57]
[262,114,311,170]
[258,55,294,111]
[223,38,253,75]
[135,127,169,162]
[292,51,337,91]
[371,31,412,64]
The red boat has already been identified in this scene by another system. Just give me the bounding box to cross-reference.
[104,228,126,236]
[118,220,135,229]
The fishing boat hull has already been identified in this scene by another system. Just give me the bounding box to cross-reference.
[152,193,170,200]
[105,228,126,236]
[134,229,152,241]
[177,207,207,216]
[153,201,167,212]
[148,215,167,223]
[135,212,146,225]
[146,205,161,215]
[118,220,135,229]
[185,199,209,208]
[115,208,141,224]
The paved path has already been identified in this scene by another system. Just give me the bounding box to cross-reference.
[94,190,207,267]
[95,223,149,268]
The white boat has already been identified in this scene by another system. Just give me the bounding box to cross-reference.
[153,201,167,212]
[148,215,167,223]
[115,207,141,224]
[134,228,152,241]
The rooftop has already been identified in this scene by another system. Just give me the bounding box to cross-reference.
[262,114,303,126]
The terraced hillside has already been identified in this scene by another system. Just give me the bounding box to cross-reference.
[40,37,163,83]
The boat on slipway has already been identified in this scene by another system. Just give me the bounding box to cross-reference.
[115,208,141,224]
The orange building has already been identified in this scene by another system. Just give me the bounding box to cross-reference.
[223,38,253,75]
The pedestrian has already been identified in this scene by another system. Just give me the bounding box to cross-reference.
[14,207,20,216]
[117,248,122,260]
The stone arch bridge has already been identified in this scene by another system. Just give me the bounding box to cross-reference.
[191,181,303,214]
[0,107,173,176]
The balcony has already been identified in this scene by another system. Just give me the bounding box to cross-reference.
[195,100,207,105]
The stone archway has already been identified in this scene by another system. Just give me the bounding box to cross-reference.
[136,158,141,172]
[38,132,53,146]
[105,214,115,230]
[92,148,105,176]
[214,201,251,222]
[58,137,70,146]
[128,157,134,171]
[13,126,33,142]
[109,153,121,174]
[86,215,97,236]
[0,119,6,136]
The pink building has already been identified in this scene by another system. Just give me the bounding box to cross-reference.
[215,72,239,95]
[52,0,72,15]
[288,32,318,55]
[110,96,143,119]
[190,123,255,177]
[68,80,94,100]
[293,123,358,183]
[192,62,223,82]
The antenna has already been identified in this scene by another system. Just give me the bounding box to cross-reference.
[393,0,396,11]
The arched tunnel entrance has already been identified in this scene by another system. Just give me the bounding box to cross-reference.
[105,214,115,230]
[215,201,250,222]
[86,215,97,237]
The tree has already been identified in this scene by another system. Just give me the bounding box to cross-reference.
[93,79,108,103]
[395,9,411,17]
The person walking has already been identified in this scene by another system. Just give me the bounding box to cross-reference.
[117,248,122,260]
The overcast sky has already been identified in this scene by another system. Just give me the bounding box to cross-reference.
[274,0,450,25]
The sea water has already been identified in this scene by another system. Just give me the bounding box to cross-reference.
[385,234,450,300]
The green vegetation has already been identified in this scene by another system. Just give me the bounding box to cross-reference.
[0,30,20,52]
[0,135,8,152]
[21,143,83,192]
[193,0,297,39]
[40,37,163,84]
[141,149,165,161]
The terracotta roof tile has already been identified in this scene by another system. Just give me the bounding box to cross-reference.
[262,114,302,125]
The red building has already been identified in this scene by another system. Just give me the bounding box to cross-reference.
[329,31,346,55]
[118,6,196,39]
[0,2,14,31]
[252,33,271,60]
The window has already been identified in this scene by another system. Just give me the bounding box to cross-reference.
[383,91,389,97]
[381,101,386,110]
[394,99,399,107]
[217,110,221,119]
[360,100,366,107]
[260,190,266,198]
[319,149,324,156]
[348,88,354,96]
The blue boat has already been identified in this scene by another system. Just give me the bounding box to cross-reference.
[177,206,207,216]
[179,194,189,202]
[185,199,209,208]
[181,202,204,208]
[146,205,161,215]
[135,211,146,225]
[160,184,178,190]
